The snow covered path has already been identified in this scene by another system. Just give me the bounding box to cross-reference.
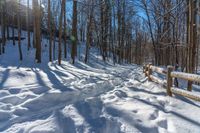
[1,44,200,133]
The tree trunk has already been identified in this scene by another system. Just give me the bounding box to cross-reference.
[85,12,92,63]
[71,0,78,64]
[58,0,66,65]
[48,0,52,62]
[27,0,31,51]
[17,0,23,61]
[12,14,15,46]
[64,1,67,59]
[1,0,6,54]
[33,0,41,63]
[186,0,197,91]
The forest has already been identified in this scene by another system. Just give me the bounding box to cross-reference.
[1,0,200,133]
[0,0,198,69]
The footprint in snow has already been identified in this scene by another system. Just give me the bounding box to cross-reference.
[0,111,12,121]
[157,119,168,129]
[132,110,138,114]
[26,69,32,72]
[149,110,159,120]
[30,86,50,95]
[132,95,141,99]
[157,100,170,110]
[8,88,21,94]
[146,96,158,103]
[107,95,116,100]
[0,91,10,97]
[125,82,134,87]
[114,90,127,98]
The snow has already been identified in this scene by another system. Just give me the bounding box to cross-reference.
[171,71,200,83]
[1,38,200,133]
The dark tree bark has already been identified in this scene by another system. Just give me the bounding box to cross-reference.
[58,0,66,65]
[48,0,52,62]
[33,0,41,63]
[71,0,78,64]
[12,14,15,46]
[186,0,197,91]
[17,0,23,61]
[64,1,67,59]
[1,0,6,54]
[27,0,31,51]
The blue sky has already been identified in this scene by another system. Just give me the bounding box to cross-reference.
[20,0,146,22]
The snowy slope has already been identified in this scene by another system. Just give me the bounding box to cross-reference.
[1,39,200,133]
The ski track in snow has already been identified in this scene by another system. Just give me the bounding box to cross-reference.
[1,40,200,133]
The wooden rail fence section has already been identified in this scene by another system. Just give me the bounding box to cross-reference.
[143,64,200,102]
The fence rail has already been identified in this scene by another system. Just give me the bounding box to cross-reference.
[150,66,167,75]
[143,64,200,102]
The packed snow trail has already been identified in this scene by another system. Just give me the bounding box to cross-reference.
[1,42,200,132]
[0,64,134,131]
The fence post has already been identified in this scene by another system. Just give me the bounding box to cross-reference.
[148,64,152,81]
[167,66,173,96]
[187,81,193,91]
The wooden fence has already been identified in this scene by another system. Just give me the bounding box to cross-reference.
[143,64,200,102]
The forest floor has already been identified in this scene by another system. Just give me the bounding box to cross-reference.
[1,39,200,133]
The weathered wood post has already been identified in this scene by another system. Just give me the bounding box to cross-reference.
[167,66,174,96]
[148,64,152,81]
[187,81,193,91]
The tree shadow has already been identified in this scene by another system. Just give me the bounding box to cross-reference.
[28,64,74,92]
[74,98,122,133]
[135,98,200,127]
[0,69,10,89]
[105,106,159,133]
[192,85,200,93]
[128,86,166,96]
[55,111,76,133]
[31,68,47,87]
[173,94,200,108]
[41,67,74,92]
[0,61,74,92]
[130,85,200,108]
[59,63,101,80]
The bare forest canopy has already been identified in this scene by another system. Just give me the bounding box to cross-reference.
[0,0,200,73]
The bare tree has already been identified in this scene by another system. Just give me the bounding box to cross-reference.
[48,0,52,62]
[58,0,66,65]
[17,0,23,61]
[71,0,78,64]
[27,0,31,51]
[186,0,197,91]
[33,0,41,63]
